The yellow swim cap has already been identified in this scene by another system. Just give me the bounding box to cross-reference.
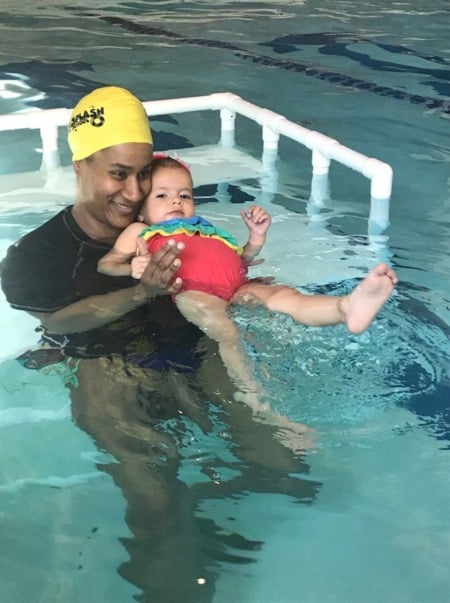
[68,86,153,161]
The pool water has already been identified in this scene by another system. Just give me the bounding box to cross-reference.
[0,2,449,602]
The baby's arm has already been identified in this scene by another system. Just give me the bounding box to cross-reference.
[240,205,272,262]
[98,222,145,276]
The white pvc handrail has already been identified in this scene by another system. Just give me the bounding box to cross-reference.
[0,91,393,229]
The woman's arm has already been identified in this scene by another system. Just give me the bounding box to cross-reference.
[31,283,149,333]
[32,239,186,334]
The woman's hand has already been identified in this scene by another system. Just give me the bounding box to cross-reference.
[137,237,184,295]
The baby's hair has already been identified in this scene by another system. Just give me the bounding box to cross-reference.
[151,153,191,173]
[149,153,194,196]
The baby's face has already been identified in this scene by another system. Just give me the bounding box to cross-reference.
[142,166,195,224]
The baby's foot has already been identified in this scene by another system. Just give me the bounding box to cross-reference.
[342,263,398,333]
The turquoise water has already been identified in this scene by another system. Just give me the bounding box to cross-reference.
[0,2,449,602]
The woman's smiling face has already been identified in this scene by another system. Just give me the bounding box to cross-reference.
[73,142,153,242]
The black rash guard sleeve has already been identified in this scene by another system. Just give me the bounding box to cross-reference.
[0,207,133,313]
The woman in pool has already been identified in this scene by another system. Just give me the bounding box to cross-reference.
[98,154,398,401]
[1,86,324,602]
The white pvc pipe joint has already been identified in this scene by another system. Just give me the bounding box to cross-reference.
[40,124,60,170]
[311,149,331,175]
[262,124,280,151]
[220,108,236,148]
[220,107,236,131]
[365,160,393,200]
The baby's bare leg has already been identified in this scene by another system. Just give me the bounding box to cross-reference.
[234,262,397,333]
[176,291,314,452]
[175,291,262,404]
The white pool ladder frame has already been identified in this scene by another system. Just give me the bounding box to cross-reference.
[0,91,392,234]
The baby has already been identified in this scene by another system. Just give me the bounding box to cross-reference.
[99,155,398,412]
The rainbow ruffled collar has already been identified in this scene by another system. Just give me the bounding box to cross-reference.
[140,216,243,255]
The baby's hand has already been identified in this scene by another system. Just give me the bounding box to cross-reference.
[241,205,272,237]
[131,254,151,279]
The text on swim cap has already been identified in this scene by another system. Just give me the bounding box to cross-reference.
[69,106,105,131]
